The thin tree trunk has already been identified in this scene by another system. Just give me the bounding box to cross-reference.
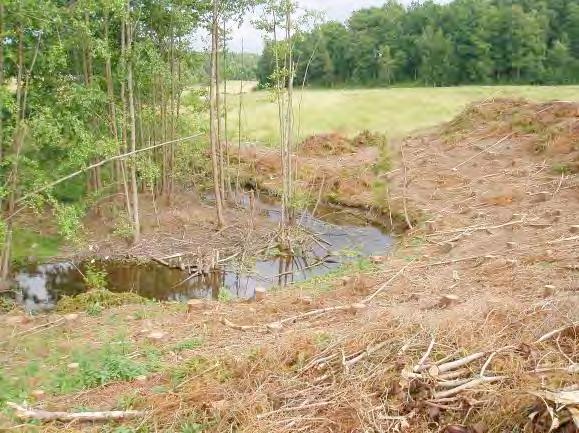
[126,2,140,242]
[222,17,232,199]
[215,14,225,205]
[168,18,176,202]
[210,0,225,228]
[271,9,287,239]
[119,11,133,222]
[285,6,294,226]
[235,38,244,197]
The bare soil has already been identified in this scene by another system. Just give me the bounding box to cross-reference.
[2,99,578,432]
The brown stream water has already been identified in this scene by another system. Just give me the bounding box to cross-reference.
[12,194,393,311]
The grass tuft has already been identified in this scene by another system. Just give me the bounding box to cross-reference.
[56,289,145,313]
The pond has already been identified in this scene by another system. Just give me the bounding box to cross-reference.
[11,194,393,311]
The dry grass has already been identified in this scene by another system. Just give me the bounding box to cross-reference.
[2,98,579,432]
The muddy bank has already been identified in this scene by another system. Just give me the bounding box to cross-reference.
[234,131,421,232]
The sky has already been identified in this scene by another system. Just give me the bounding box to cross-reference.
[225,0,414,53]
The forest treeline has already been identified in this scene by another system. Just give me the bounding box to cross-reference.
[257,0,579,87]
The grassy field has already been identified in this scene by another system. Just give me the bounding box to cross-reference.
[228,85,579,145]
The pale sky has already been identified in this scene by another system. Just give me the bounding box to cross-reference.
[226,0,419,53]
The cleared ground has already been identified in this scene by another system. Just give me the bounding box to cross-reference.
[2,99,577,432]
[229,85,579,144]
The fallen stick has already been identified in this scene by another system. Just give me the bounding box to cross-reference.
[433,376,506,399]
[220,317,263,331]
[479,346,515,377]
[426,220,524,238]
[344,339,391,368]
[276,304,355,326]
[1,318,66,345]
[414,336,436,372]
[256,401,330,419]
[436,377,473,389]
[7,402,143,422]
[400,142,413,230]
[413,255,493,269]
[534,322,579,344]
[451,134,512,171]
[532,364,579,374]
[433,352,486,375]
[547,235,579,245]
[363,262,412,303]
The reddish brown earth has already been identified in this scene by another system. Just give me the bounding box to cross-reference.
[1,99,578,432]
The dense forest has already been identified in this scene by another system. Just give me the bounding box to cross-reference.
[257,0,579,87]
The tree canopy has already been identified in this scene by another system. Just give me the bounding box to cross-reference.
[258,0,579,87]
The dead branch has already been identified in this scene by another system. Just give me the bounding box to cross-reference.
[14,134,202,208]
[479,346,515,377]
[400,142,413,230]
[433,352,486,375]
[450,134,512,171]
[363,262,412,303]
[220,317,263,331]
[276,304,358,326]
[414,336,436,372]
[413,254,493,269]
[7,402,144,423]
[535,322,579,344]
[256,401,330,419]
[0,318,65,345]
[344,339,390,368]
[432,376,506,399]
[426,220,524,238]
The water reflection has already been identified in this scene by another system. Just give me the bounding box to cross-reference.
[11,194,393,311]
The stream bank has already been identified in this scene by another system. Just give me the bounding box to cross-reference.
[11,192,393,311]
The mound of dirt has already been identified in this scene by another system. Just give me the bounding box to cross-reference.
[299,131,388,157]
[300,133,354,156]
[444,98,579,172]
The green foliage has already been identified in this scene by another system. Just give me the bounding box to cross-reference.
[0,297,16,313]
[113,212,135,241]
[294,257,377,293]
[258,0,579,88]
[172,338,203,352]
[51,345,148,394]
[53,202,86,245]
[217,289,233,302]
[553,163,572,174]
[179,418,207,433]
[56,289,145,313]
[83,263,108,290]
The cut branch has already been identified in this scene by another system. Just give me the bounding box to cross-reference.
[7,402,143,423]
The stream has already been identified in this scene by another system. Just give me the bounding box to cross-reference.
[11,194,393,311]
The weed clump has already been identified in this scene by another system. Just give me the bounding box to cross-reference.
[56,288,145,313]
[0,296,16,313]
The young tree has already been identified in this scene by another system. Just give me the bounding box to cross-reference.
[209,0,226,228]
